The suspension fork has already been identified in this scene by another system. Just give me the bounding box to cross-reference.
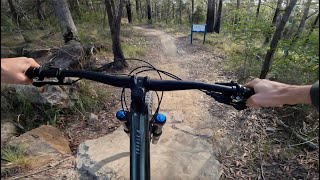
[130,76,151,180]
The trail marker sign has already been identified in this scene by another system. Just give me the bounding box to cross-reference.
[190,24,206,44]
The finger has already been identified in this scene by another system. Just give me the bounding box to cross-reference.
[18,74,33,84]
[27,58,40,67]
[244,78,261,88]
[246,97,258,107]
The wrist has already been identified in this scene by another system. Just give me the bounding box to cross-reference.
[278,85,312,105]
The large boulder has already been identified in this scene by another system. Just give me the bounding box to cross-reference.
[7,125,71,156]
[12,84,75,108]
[76,124,221,180]
[1,120,18,146]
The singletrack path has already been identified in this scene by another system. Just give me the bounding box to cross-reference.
[76,26,237,180]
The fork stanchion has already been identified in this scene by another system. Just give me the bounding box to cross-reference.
[151,113,167,144]
[116,110,130,136]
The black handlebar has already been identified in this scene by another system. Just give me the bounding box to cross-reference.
[26,66,255,110]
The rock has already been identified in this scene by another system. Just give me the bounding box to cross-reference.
[76,125,221,180]
[88,113,99,124]
[1,45,24,58]
[1,120,18,146]
[12,84,74,108]
[47,40,85,69]
[23,48,51,59]
[7,125,71,156]
[1,95,9,111]
[266,127,276,133]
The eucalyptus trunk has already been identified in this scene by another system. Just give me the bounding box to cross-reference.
[104,0,128,69]
[264,0,283,45]
[260,0,297,79]
[214,0,222,33]
[206,0,215,32]
[52,0,79,43]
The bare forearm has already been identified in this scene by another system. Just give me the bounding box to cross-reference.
[279,85,312,105]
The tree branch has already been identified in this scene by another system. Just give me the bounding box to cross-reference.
[276,120,319,150]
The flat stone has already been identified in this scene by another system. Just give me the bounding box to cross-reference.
[11,84,74,108]
[76,125,221,180]
[7,125,71,156]
[1,120,18,146]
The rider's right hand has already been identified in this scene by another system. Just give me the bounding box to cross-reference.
[244,78,312,108]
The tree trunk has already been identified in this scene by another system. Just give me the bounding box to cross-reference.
[206,0,215,32]
[36,0,46,21]
[259,0,297,79]
[52,0,79,43]
[105,0,127,69]
[146,0,152,23]
[214,0,222,33]
[191,0,194,23]
[135,0,140,20]
[264,0,283,45]
[179,0,182,24]
[139,0,143,19]
[7,0,21,25]
[166,0,170,24]
[69,0,81,19]
[256,0,261,18]
[69,0,82,19]
[292,0,312,41]
[126,0,133,23]
[172,3,175,19]
[153,1,157,20]
[234,0,240,24]
[304,13,319,44]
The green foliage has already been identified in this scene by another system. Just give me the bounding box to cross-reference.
[1,146,29,176]
[193,6,205,24]
[219,3,319,85]
[1,146,27,164]
[122,43,147,57]
[74,80,111,114]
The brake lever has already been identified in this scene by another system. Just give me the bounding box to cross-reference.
[205,91,248,110]
[206,81,255,110]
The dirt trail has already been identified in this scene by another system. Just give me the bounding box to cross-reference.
[133,26,224,139]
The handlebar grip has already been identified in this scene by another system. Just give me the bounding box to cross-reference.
[242,87,255,99]
[25,67,39,79]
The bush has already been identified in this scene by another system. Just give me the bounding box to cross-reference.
[193,6,205,24]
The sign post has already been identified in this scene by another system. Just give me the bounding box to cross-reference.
[190,24,206,44]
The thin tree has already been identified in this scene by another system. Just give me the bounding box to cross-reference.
[69,0,81,19]
[36,0,46,21]
[126,0,133,23]
[256,0,261,18]
[154,1,157,20]
[264,0,283,45]
[234,0,240,24]
[104,0,128,69]
[166,0,170,24]
[179,0,182,24]
[146,0,152,23]
[172,3,175,20]
[191,0,194,23]
[292,0,312,42]
[214,0,222,33]
[139,0,143,19]
[206,0,215,32]
[304,13,319,44]
[7,0,21,25]
[259,0,298,79]
[52,0,79,43]
[135,0,140,20]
